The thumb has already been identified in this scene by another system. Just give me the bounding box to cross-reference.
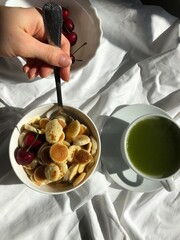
[23,35,72,67]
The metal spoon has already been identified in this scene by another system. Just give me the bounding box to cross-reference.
[42,2,73,123]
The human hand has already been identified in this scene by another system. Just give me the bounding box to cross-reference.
[0,6,71,81]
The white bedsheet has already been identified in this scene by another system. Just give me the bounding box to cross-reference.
[0,0,180,239]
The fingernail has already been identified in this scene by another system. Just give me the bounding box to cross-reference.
[23,66,29,74]
[29,73,36,80]
[58,54,72,67]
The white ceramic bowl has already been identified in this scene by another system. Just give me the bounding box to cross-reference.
[6,0,102,72]
[9,104,101,194]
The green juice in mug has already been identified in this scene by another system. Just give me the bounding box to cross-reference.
[126,116,180,179]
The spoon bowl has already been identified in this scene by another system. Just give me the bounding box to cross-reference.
[48,105,74,124]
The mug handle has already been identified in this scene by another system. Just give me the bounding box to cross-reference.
[160,177,175,192]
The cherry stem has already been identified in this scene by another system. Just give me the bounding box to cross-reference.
[26,129,39,152]
[63,24,70,33]
[16,126,20,133]
[72,42,87,55]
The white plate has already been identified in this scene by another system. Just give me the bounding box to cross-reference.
[5,0,102,72]
[101,104,170,192]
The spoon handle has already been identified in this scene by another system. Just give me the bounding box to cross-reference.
[42,3,63,107]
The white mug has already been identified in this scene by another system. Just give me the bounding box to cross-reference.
[121,114,180,192]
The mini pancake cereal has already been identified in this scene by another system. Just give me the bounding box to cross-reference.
[50,143,69,163]
[15,113,99,189]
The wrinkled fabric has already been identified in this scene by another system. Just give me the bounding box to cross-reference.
[0,0,180,239]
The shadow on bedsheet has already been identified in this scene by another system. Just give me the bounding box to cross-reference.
[100,106,144,188]
[0,104,24,183]
[141,0,180,19]
[0,90,56,184]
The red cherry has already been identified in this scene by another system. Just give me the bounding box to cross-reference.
[63,18,74,32]
[24,132,44,150]
[15,147,35,165]
[64,32,77,46]
[62,7,69,19]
